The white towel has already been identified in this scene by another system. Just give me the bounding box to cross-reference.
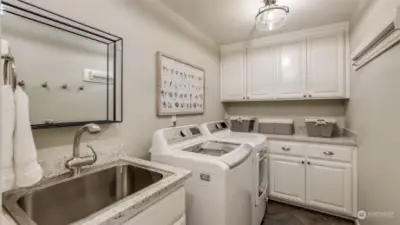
[13,86,43,187]
[1,85,15,191]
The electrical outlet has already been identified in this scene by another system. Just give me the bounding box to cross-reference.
[172,115,177,127]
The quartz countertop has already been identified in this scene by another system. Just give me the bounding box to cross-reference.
[264,134,357,146]
[4,140,192,225]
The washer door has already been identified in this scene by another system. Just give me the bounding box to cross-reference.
[255,148,268,206]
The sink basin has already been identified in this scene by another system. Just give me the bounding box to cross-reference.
[3,161,165,225]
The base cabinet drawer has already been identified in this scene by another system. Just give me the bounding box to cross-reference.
[307,144,353,162]
[306,159,352,215]
[269,141,307,156]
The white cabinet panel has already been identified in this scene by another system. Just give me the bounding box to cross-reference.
[276,40,307,99]
[307,30,346,98]
[122,188,185,225]
[247,45,277,100]
[221,49,246,101]
[306,159,352,215]
[269,155,306,204]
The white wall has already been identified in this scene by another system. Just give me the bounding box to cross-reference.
[225,100,346,118]
[27,0,224,158]
[347,0,400,224]
[0,0,3,207]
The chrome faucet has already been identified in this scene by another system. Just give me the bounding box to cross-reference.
[65,124,101,176]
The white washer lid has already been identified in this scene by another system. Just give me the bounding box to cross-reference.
[214,131,266,149]
[220,145,252,168]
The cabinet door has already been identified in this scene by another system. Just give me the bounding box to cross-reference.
[306,159,352,215]
[276,40,307,99]
[247,45,277,100]
[221,49,246,101]
[307,30,346,98]
[269,154,306,204]
[122,188,185,225]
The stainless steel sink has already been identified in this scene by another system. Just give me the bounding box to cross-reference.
[3,161,165,225]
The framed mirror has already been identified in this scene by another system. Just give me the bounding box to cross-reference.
[1,0,123,128]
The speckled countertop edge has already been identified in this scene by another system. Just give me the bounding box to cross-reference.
[264,134,357,146]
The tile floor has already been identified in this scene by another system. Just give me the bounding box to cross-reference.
[263,201,354,225]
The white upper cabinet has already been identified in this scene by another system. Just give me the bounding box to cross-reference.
[307,30,346,98]
[220,22,349,102]
[247,45,277,100]
[276,40,307,99]
[221,48,246,101]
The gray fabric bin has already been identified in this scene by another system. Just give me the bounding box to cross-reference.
[258,119,294,135]
[230,120,244,132]
[258,123,275,134]
[305,118,336,138]
[230,117,256,132]
[274,123,294,135]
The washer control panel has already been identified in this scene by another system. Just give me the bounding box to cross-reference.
[164,125,203,144]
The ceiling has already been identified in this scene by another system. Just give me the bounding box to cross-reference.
[161,0,362,45]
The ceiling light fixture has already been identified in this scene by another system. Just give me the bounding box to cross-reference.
[255,0,289,31]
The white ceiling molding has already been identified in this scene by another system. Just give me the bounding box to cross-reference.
[351,6,400,71]
[221,22,349,51]
[135,0,219,53]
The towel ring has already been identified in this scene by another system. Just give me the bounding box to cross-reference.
[2,54,17,92]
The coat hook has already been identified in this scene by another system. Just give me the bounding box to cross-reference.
[42,82,48,88]
[18,80,25,88]
[61,83,68,89]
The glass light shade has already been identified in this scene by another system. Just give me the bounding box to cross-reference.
[256,5,288,31]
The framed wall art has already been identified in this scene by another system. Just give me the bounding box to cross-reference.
[156,52,205,116]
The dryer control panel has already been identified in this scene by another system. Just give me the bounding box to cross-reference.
[164,125,203,144]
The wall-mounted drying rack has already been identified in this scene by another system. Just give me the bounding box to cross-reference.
[1,0,124,129]
[351,6,400,71]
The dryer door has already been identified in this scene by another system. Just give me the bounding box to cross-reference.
[255,148,268,206]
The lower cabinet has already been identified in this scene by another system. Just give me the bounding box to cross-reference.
[122,187,186,225]
[268,141,356,217]
[269,155,306,204]
[306,159,352,215]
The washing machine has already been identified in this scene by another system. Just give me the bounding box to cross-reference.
[150,124,253,225]
[200,121,269,225]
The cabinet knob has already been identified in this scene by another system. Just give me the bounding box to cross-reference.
[304,95,307,98]
[309,94,312,98]
[247,97,250,99]
[307,161,311,165]
[301,161,305,164]
[243,97,245,99]
[281,147,291,151]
